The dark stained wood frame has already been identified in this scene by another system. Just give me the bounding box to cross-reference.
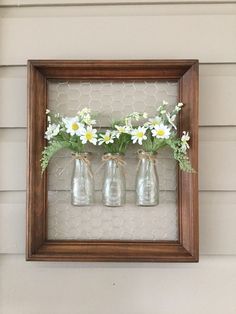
[27,60,198,262]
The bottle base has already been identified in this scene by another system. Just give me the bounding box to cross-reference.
[136,201,159,207]
[103,202,124,207]
[71,198,93,207]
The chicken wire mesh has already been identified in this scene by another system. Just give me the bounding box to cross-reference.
[47,80,179,241]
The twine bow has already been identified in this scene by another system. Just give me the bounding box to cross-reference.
[72,152,91,165]
[58,152,92,177]
[72,152,93,177]
[137,149,157,172]
[101,154,126,166]
[137,149,157,162]
[95,153,126,175]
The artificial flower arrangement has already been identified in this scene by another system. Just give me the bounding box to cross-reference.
[41,108,98,173]
[97,112,148,206]
[134,101,193,172]
[41,102,193,207]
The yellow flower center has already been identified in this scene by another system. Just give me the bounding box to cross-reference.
[157,130,165,136]
[72,123,79,131]
[137,132,144,138]
[85,132,93,140]
[104,135,110,142]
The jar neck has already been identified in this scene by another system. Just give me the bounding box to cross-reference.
[72,152,91,159]
[138,150,157,161]
[104,153,124,157]
[102,153,126,168]
[73,152,92,168]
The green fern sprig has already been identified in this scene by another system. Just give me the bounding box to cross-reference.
[166,139,195,173]
[40,141,71,174]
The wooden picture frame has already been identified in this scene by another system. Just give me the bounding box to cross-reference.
[27,60,199,262]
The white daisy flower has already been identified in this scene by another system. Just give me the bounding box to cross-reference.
[181,131,190,153]
[125,117,132,127]
[45,123,60,140]
[111,130,119,138]
[131,126,147,145]
[80,126,97,145]
[175,106,181,112]
[63,117,85,136]
[143,112,148,119]
[152,124,171,139]
[46,109,50,114]
[128,112,141,121]
[166,113,177,129]
[83,114,96,126]
[78,107,91,115]
[163,100,168,105]
[147,116,162,129]
[98,131,115,145]
[115,125,131,138]
[174,102,184,112]
[181,131,190,142]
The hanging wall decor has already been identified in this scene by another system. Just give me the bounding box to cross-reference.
[27,60,199,262]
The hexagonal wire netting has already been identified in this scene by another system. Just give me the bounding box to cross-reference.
[47,80,179,241]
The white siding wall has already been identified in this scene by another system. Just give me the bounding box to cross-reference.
[0,2,236,313]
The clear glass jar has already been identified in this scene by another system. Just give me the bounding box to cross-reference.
[135,151,159,206]
[102,153,126,207]
[71,153,94,206]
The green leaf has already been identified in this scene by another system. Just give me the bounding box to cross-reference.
[40,141,71,173]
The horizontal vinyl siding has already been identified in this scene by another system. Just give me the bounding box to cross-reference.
[1,0,236,5]
[0,127,236,191]
[0,6,236,64]
[1,191,236,254]
[0,2,235,253]
[0,56,236,256]
[0,2,236,314]
[1,64,236,127]
[1,255,236,314]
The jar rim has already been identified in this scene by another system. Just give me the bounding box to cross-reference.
[72,152,92,157]
[138,151,157,156]
[103,152,125,156]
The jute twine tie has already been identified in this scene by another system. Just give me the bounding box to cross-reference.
[58,152,92,176]
[101,154,126,167]
[137,149,157,171]
[93,154,126,176]
[137,149,157,162]
[72,152,93,177]
[72,152,91,165]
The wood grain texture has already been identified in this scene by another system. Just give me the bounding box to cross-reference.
[179,61,199,258]
[27,61,47,257]
[27,59,199,262]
